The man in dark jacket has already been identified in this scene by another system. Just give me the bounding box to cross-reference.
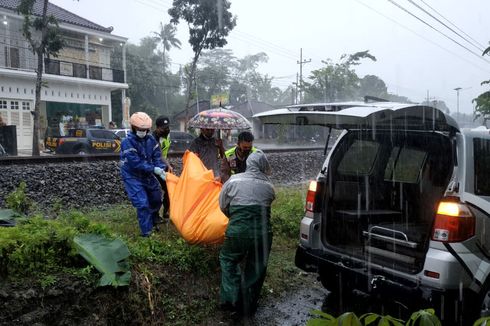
[189,128,225,180]
[120,112,166,237]
[218,150,275,315]
[152,116,172,222]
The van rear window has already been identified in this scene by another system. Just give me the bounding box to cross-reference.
[337,140,379,176]
[474,138,490,196]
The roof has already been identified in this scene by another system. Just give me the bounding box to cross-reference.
[231,100,277,118]
[0,0,113,33]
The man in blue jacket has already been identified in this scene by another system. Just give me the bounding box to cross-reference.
[120,112,167,237]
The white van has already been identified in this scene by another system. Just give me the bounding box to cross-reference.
[254,102,490,324]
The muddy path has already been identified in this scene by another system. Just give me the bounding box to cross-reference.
[215,273,328,326]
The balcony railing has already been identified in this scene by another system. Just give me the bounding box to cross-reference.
[44,58,125,83]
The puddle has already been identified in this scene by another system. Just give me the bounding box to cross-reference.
[251,274,327,326]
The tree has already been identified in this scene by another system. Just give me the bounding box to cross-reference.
[18,0,64,156]
[303,51,377,103]
[124,39,184,118]
[153,23,181,113]
[359,75,388,99]
[196,49,236,101]
[168,0,236,124]
[473,91,490,125]
[153,22,181,71]
[474,45,490,125]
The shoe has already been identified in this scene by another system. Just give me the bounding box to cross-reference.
[219,302,236,312]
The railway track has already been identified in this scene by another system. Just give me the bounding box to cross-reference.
[0,146,325,165]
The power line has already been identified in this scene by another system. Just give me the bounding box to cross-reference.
[352,0,490,74]
[418,0,487,50]
[229,33,297,61]
[387,0,490,64]
[233,30,297,58]
[406,0,484,53]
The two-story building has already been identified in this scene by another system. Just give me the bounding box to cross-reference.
[0,0,128,151]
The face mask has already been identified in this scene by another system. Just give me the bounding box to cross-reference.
[136,130,147,139]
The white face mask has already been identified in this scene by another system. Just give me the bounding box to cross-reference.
[136,130,147,138]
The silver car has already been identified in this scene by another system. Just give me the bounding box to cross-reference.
[255,102,490,324]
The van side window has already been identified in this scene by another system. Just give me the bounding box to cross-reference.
[384,146,427,184]
[337,140,379,176]
[474,138,490,196]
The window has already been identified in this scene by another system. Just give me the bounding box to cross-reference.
[22,102,30,111]
[384,146,427,184]
[10,101,19,110]
[90,130,117,139]
[4,47,20,68]
[0,100,7,109]
[337,140,379,176]
[474,138,490,196]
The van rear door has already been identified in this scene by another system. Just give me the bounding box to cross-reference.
[253,103,459,132]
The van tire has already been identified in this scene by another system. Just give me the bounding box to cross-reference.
[73,146,89,155]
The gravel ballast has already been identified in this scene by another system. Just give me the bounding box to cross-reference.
[0,150,324,208]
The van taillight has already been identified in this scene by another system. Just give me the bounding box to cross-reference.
[58,138,64,145]
[432,201,475,242]
[305,181,318,212]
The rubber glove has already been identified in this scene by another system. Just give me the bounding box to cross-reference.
[154,167,164,175]
[158,171,166,181]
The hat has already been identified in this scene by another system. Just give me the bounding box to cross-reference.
[156,116,170,127]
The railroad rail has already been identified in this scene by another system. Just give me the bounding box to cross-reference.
[0,146,324,165]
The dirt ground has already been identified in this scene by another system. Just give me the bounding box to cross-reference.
[0,271,328,326]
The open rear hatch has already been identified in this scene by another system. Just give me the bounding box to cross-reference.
[254,103,458,273]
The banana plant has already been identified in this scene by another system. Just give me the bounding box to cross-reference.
[359,312,404,326]
[405,309,441,326]
[474,317,490,326]
[306,309,336,326]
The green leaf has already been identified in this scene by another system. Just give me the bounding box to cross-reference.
[0,209,16,220]
[473,317,490,326]
[307,310,336,326]
[337,312,362,326]
[73,233,131,287]
[406,309,441,326]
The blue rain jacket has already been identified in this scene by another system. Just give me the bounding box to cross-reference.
[120,132,166,236]
[120,132,166,179]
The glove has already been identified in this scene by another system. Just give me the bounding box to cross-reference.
[158,171,166,181]
[154,167,164,175]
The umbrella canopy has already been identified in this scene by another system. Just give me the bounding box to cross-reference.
[188,108,252,130]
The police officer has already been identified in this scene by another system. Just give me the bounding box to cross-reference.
[153,116,172,221]
[218,150,275,316]
[220,131,256,183]
[120,112,167,237]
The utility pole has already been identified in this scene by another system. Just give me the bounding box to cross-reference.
[297,48,311,103]
[454,87,462,118]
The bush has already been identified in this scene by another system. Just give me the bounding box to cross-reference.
[5,181,32,215]
[0,212,111,278]
[271,186,305,238]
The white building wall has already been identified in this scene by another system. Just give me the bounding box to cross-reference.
[0,75,113,151]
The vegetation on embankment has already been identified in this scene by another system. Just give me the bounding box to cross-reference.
[0,184,307,325]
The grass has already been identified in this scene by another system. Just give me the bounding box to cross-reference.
[0,184,309,324]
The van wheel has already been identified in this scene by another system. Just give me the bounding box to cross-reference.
[73,147,88,155]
